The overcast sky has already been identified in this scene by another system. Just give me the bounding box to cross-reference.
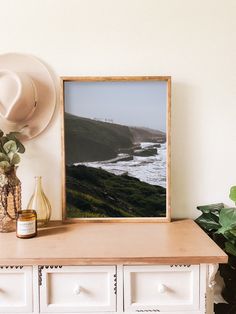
[64,80,167,132]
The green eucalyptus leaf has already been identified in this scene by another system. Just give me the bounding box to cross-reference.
[0,137,8,147]
[229,186,236,202]
[0,153,9,162]
[217,208,236,235]
[0,160,11,171]
[15,140,25,154]
[225,241,236,257]
[196,203,224,215]
[6,132,21,137]
[195,213,221,231]
[6,133,25,154]
[0,138,8,154]
[3,140,17,155]
[10,153,20,165]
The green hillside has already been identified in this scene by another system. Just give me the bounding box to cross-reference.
[130,126,166,143]
[64,113,134,164]
[64,113,166,164]
[66,165,166,218]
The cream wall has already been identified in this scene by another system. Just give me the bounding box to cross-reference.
[0,0,235,220]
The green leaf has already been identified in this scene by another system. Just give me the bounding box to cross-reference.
[223,230,236,244]
[0,161,11,171]
[0,137,8,146]
[225,241,236,257]
[196,203,224,215]
[6,133,25,154]
[0,137,8,152]
[15,140,25,154]
[229,186,236,202]
[229,229,236,237]
[10,153,20,165]
[6,132,21,137]
[217,208,236,235]
[3,140,17,155]
[195,213,221,231]
[0,153,9,162]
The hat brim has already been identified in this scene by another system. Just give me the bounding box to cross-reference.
[0,53,56,140]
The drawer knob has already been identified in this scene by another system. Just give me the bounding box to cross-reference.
[73,285,81,295]
[158,283,167,294]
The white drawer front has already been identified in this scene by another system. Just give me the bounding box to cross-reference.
[0,266,32,313]
[40,265,116,313]
[124,265,200,312]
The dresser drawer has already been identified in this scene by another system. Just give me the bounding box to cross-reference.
[124,265,200,312]
[0,266,32,313]
[40,265,116,313]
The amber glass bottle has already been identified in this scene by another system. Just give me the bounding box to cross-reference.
[16,210,37,239]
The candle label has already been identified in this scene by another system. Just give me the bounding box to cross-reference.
[17,220,36,236]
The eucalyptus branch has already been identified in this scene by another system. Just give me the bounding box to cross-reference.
[0,130,25,172]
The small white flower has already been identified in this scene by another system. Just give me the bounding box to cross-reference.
[0,174,8,187]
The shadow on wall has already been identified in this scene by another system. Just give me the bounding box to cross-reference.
[171,82,203,219]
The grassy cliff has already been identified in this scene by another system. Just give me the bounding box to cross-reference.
[65,113,134,164]
[66,165,166,218]
[65,113,166,164]
[65,113,167,218]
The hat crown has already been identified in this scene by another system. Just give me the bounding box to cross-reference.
[0,53,56,141]
[0,70,37,123]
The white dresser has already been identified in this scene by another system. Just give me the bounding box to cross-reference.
[0,220,227,314]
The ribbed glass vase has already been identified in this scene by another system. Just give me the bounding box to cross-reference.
[0,167,21,232]
[27,176,51,227]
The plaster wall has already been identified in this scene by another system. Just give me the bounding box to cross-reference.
[0,0,235,220]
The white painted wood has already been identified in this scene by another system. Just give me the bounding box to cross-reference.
[33,265,40,314]
[199,264,207,314]
[27,310,205,313]
[40,266,117,313]
[116,265,123,313]
[124,265,200,312]
[0,266,32,313]
[0,264,215,314]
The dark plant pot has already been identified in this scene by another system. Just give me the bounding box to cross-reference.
[213,233,227,250]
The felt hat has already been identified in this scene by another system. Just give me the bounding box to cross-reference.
[0,53,56,140]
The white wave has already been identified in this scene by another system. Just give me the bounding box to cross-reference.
[75,142,166,188]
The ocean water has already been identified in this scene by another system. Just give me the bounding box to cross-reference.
[76,142,166,188]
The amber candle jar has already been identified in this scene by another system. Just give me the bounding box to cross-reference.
[16,210,37,239]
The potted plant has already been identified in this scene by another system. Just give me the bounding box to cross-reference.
[195,188,236,313]
[0,130,25,232]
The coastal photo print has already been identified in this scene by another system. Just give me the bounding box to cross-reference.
[62,77,171,221]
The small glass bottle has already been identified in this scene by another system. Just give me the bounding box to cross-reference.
[16,210,37,239]
[27,176,51,227]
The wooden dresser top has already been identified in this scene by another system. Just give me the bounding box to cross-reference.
[0,219,228,265]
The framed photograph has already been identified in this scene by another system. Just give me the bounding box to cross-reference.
[61,76,171,222]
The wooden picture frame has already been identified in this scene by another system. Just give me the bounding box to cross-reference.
[61,76,171,222]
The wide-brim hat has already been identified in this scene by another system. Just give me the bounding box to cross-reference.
[0,53,56,140]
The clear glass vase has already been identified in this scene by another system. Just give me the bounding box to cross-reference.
[27,176,51,227]
[0,167,21,232]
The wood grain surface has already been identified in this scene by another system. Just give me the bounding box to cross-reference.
[0,220,227,265]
